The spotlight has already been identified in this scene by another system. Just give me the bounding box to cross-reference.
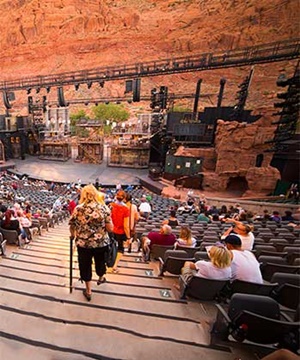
[75,83,80,91]
[46,86,51,93]
[27,88,32,94]
[99,80,105,88]
[87,81,93,89]
[36,87,40,94]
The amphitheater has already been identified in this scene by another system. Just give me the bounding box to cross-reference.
[0,157,299,360]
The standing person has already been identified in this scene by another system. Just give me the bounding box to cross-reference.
[110,190,130,272]
[125,192,140,253]
[69,184,113,301]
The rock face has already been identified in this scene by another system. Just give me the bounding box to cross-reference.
[204,118,281,194]
[0,0,298,115]
[175,115,281,196]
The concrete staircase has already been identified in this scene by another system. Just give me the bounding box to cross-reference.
[0,220,254,360]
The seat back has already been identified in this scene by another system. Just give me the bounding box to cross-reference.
[271,272,300,286]
[183,276,228,300]
[0,227,20,246]
[261,262,300,281]
[0,233,6,256]
[230,279,278,297]
[151,244,174,260]
[274,283,300,310]
[234,310,300,347]
[164,249,188,261]
[175,245,200,257]
[194,251,209,261]
[228,293,280,321]
[258,255,287,264]
[161,256,194,276]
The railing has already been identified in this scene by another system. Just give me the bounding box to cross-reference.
[0,38,299,92]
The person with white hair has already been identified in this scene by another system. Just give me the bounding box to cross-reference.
[141,224,176,261]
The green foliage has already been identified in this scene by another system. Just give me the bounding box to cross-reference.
[92,103,130,123]
[69,110,89,136]
[172,104,192,112]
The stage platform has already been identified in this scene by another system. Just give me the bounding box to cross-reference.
[6,155,150,187]
[137,175,166,195]
[0,160,16,172]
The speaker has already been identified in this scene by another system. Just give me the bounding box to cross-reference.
[3,91,12,109]
[125,80,133,93]
[58,87,67,107]
[133,78,141,102]
[0,115,5,130]
[28,96,33,114]
[17,116,24,130]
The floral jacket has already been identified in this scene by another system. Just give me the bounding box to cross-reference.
[69,201,111,248]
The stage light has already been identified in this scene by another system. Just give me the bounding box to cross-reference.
[87,81,93,89]
[27,88,32,94]
[36,87,41,94]
[75,83,80,91]
[99,80,105,88]
[46,87,51,93]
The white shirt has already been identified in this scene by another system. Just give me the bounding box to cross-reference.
[236,232,255,251]
[195,260,232,280]
[231,250,263,283]
[139,202,151,213]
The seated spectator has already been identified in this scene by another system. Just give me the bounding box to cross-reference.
[162,210,179,228]
[197,211,211,223]
[16,210,38,241]
[1,209,29,244]
[181,244,232,283]
[224,234,263,284]
[175,225,197,248]
[270,211,282,223]
[282,210,295,222]
[33,209,42,219]
[221,218,254,250]
[138,196,152,219]
[141,224,176,261]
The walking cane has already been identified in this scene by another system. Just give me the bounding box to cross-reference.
[69,236,74,293]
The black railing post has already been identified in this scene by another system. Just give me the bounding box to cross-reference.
[69,237,73,293]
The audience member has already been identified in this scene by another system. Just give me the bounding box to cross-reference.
[141,224,176,261]
[197,211,211,223]
[221,218,254,250]
[175,225,197,248]
[1,209,28,244]
[270,210,282,223]
[139,196,152,219]
[162,210,179,228]
[181,244,232,283]
[224,234,263,283]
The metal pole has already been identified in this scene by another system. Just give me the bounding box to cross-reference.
[69,237,73,293]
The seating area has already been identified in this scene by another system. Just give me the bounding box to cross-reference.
[0,174,299,358]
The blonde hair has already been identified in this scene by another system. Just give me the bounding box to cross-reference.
[179,226,193,246]
[208,246,232,269]
[79,184,105,205]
